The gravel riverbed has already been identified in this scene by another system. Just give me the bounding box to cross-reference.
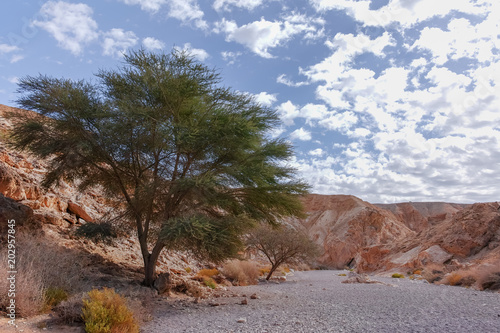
[142,270,500,333]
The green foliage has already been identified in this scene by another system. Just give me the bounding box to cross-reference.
[247,224,319,280]
[203,277,217,289]
[75,222,117,243]
[43,287,68,311]
[8,49,309,286]
[391,273,405,279]
[82,288,139,333]
[160,214,251,263]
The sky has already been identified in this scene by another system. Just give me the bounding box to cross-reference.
[1,0,499,204]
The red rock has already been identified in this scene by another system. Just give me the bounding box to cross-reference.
[67,201,94,222]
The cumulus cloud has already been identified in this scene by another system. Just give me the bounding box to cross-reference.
[119,0,167,13]
[213,0,265,12]
[278,1,500,202]
[102,29,138,57]
[253,92,277,107]
[290,127,312,141]
[221,51,242,64]
[33,1,99,56]
[310,0,486,28]
[0,44,20,54]
[214,16,322,58]
[142,37,165,50]
[174,43,209,61]
[167,0,207,29]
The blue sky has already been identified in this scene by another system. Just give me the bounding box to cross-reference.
[1,0,499,203]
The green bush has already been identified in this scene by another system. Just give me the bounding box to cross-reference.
[391,273,405,279]
[43,287,68,311]
[203,277,217,289]
[82,288,139,333]
[75,222,117,243]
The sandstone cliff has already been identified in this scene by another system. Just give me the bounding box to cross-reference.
[296,194,415,268]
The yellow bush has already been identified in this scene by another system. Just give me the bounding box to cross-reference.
[446,272,463,286]
[391,273,405,279]
[185,267,192,274]
[82,288,139,333]
[197,268,219,278]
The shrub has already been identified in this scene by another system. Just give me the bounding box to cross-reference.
[185,267,192,273]
[413,269,422,275]
[391,273,405,279]
[197,268,219,278]
[82,288,139,333]
[203,277,217,289]
[445,272,463,286]
[75,222,117,244]
[43,287,68,311]
[222,260,260,286]
[0,233,85,317]
[52,294,85,325]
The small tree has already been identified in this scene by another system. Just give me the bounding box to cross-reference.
[247,224,319,280]
[8,50,308,287]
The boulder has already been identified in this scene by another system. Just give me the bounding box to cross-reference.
[153,272,171,294]
[67,201,94,222]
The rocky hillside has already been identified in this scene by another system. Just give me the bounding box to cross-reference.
[1,103,499,278]
[295,194,500,275]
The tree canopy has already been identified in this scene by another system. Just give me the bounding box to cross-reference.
[8,49,309,286]
[247,224,319,280]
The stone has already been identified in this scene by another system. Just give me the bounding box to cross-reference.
[240,298,248,305]
[153,272,171,295]
[237,318,247,323]
[250,293,259,299]
[67,201,94,222]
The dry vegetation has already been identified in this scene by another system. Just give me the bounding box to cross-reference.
[221,260,260,286]
[0,232,86,317]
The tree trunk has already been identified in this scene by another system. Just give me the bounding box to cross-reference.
[266,264,279,281]
[142,241,165,287]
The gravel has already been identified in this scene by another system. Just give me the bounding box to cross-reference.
[142,270,500,333]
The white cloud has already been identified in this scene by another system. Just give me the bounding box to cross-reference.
[0,44,20,54]
[8,77,19,84]
[142,37,165,50]
[214,16,322,58]
[10,55,24,63]
[310,0,486,28]
[253,92,277,107]
[102,29,138,57]
[119,0,167,13]
[221,51,242,64]
[33,1,99,56]
[290,127,312,141]
[174,43,209,61]
[213,0,265,12]
[276,74,309,87]
[168,0,207,29]
[412,16,500,65]
[277,100,300,126]
[308,148,324,156]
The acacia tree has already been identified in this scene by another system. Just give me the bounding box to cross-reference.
[8,50,308,286]
[247,224,319,280]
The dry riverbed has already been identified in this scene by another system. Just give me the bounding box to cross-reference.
[143,270,500,333]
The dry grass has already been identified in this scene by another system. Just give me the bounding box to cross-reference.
[445,272,463,286]
[469,261,500,291]
[0,233,87,317]
[421,263,445,283]
[221,260,260,286]
[196,268,219,278]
